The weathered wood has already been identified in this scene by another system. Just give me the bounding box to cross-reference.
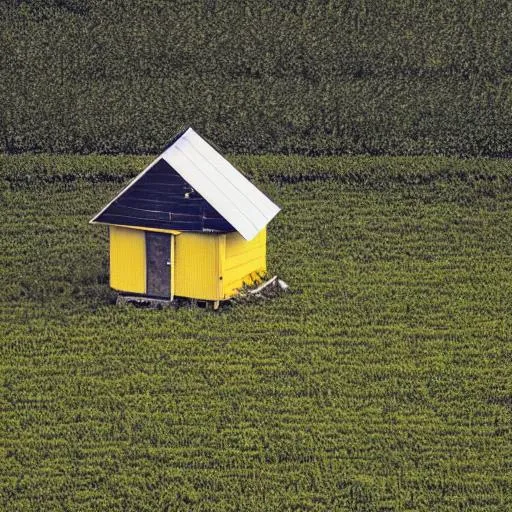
[116,294,223,311]
[116,295,176,309]
[277,279,289,291]
[198,300,220,310]
[145,232,171,298]
[231,275,290,303]
[248,275,278,295]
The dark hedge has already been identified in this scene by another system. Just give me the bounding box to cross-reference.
[1,0,511,155]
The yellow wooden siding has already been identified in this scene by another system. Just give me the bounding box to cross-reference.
[109,225,146,294]
[174,233,221,300]
[108,226,266,300]
[222,229,266,298]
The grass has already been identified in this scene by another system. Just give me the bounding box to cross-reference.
[2,1,512,155]
[1,154,512,510]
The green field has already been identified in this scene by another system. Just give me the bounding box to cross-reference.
[1,154,512,510]
[1,0,512,155]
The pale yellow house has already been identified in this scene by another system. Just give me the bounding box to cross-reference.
[90,127,280,307]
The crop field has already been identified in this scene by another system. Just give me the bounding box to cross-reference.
[2,0,512,156]
[1,154,511,510]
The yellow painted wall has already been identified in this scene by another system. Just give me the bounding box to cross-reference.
[109,225,146,294]
[108,226,267,300]
[222,228,266,298]
[174,233,222,300]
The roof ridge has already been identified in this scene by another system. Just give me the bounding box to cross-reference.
[161,125,190,152]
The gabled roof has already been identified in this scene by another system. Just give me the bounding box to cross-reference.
[90,127,280,240]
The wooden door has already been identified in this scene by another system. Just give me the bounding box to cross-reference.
[146,232,171,298]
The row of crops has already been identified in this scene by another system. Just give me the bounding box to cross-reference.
[1,0,512,155]
[1,154,512,510]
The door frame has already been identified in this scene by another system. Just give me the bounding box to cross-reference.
[169,234,175,300]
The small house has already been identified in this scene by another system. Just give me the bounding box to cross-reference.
[90,127,280,307]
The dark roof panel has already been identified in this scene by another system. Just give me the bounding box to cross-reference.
[94,158,235,233]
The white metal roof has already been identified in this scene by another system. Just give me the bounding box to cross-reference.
[160,128,280,240]
[90,127,280,240]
